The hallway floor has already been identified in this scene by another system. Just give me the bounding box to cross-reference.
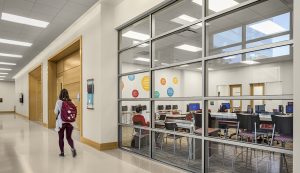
[0,114,185,173]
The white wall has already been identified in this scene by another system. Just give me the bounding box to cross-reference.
[15,74,28,116]
[0,82,15,112]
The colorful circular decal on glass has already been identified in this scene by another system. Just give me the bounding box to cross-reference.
[160,78,166,85]
[154,91,160,98]
[141,76,150,91]
[128,74,135,81]
[167,87,174,97]
[132,89,139,98]
[173,77,178,85]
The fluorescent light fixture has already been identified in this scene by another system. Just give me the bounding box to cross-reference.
[241,60,260,65]
[161,63,169,66]
[135,57,158,62]
[171,14,204,29]
[0,73,8,75]
[249,20,286,35]
[0,62,16,66]
[0,38,32,47]
[193,0,238,12]
[1,13,49,28]
[0,79,4,81]
[175,44,202,52]
[0,76,5,78]
[0,68,12,71]
[122,31,150,41]
[0,52,22,58]
[180,65,189,67]
[133,41,149,47]
[223,56,236,60]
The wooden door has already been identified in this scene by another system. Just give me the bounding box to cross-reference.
[250,83,265,108]
[230,84,242,112]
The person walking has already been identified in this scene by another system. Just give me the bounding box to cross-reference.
[54,88,77,157]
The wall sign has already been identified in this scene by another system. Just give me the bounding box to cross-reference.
[167,87,174,97]
[128,74,135,81]
[154,91,160,98]
[173,77,178,85]
[160,78,166,85]
[87,79,94,109]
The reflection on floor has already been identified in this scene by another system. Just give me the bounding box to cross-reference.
[0,114,183,173]
[121,127,293,173]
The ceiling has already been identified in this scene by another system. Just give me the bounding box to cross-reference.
[0,0,99,81]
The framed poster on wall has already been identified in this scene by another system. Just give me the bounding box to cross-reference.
[87,79,94,109]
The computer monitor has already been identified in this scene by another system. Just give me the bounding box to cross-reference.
[157,105,164,111]
[279,105,284,113]
[188,103,200,112]
[122,106,128,112]
[222,103,230,110]
[165,105,172,110]
[255,105,265,114]
[286,105,293,114]
[142,105,147,111]
[172,105,178,110]
[131,106,137,112]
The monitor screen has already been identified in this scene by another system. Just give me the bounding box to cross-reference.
[142,105,147,111]
[189,103,200,111]
[222,103,230,109]
[165,105,172,110]
[172,105,178,110]
[131,106,137,112]
[157,105,164,110]
[122,106,128,112]
[286,105,293,114]
[255,105,265,113]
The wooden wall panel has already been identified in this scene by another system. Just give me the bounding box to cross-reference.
[64,82,80,99]
[57,60,64,75]
[63,66,80,85]
[48,62,57,128]
[64,51,80,71]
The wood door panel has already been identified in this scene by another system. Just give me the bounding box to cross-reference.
[64,82,80,99]
[64,51,80,71]
[57,60,64,74]
[63,66,80,85]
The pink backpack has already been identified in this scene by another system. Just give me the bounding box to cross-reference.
[61,101,77,122]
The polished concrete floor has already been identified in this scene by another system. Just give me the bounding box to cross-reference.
[0,114,185,173]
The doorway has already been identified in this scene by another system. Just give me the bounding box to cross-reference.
[48,38,82,136]
[250,83,265,108]
[29,65,43,123]
[229,84,242,112]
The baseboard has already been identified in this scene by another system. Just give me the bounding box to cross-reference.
[14,113,29,119]
[0,111,15,114]
[80,136,118,151]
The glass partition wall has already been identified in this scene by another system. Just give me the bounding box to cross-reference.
[118,0,294,172]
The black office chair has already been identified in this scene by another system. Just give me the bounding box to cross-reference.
[164,122,183,154]
[236,114,259,143]
[132,121,149,150]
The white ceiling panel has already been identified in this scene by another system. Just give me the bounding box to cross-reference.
[0,0,98,80]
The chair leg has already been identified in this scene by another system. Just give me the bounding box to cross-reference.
[283,154,289,173]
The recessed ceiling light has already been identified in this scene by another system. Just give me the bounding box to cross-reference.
[0,79,4,81]
[135,57,150,62]
[0,68,12,71]
[175,44,202,52]
[0,73,8,75]
[122,31,150,41]
[0,52,22,58]
[0,76,6,78]
[180,65,189,67]
[193,0,238,12]
[0,62,16,66]
[171,14,204,29]
[1,13,49,28]
[241,60,260,65]
[0,38,32,47]
[249,20,286,35]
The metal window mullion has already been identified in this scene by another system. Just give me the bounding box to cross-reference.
[202,0,207,172]
[151,58,203,71]
[119,70,151,77]
[149,13,154,159]
[118,98,151,102]
[204,95,293,101]
[204,40,294,61]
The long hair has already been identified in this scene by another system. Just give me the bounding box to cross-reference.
[59,89,71,101]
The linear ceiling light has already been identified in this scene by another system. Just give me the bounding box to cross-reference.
[0,73,8,75]
[179,65,189,67]
[171,14,203,29]
[197,67,213,71]
[0,52,22,58]
[0,38,32,47]
[122,31,150,41]
[241,60,260,65]
[175,44,202,52]
[0,76,6,78]
[0,79,4,81]
[193,0,238,12]
[133,41,149,47]
[1,13,49,28]
[249,20,286,35]
[0,62,16,66]
[0,68,12,71]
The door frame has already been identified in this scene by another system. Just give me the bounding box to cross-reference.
[250,83,265,108]
[47,37,82,137]
[229,84,242,112]
[28,65,43,123]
